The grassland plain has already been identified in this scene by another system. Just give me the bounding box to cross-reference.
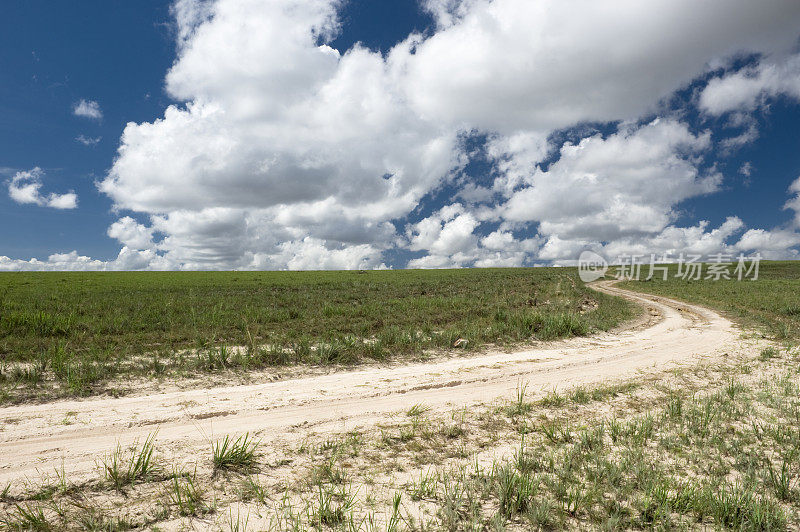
[0,268,632,403]
[2,264,799,530]
[619,260,800,342]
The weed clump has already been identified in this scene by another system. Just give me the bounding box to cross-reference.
[212,433,259,473]
[101,432,160,491]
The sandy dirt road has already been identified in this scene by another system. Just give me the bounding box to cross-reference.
[0,281,742,485]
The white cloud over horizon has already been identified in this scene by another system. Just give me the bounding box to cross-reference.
[6,0,800,270]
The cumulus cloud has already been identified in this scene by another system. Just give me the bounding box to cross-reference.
[735,228,800,258]
[101,1,459,217]
[99,0,460,269]
[267,238,387,271]
[7,168,78,209]
[406,117,797,267]
[0,248,171,272]
[171,0,215,48]
[501,119,719,240]
[404,0,800,134]
[700,53,800,115]
[421,0,480,28]
[107,217,155,250]
[406,204,541,268]
[723,177,800,260]
[73,99,103,120]
[408,204,479,256]
[9,0,800,270]
[0,251,106,272]
[785,177,800,227]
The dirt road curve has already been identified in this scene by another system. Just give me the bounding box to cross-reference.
[0,281,741,484]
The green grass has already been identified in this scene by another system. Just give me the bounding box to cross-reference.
[0,268,633,402]
[376,366,800,530]
[311,484,357,528]
[211,433,260,474]
[620,260,800,342]
[167,469,209,517]
[101,433,160,491]
[1,503,53,531]
[4,262,800,529]
[406,403,431,417]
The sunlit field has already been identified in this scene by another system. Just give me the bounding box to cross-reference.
[620,260,800,341]
[0,268,632,402]
[2,263,800,529]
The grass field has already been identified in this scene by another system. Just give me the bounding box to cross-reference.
[2,263,800,530]
[619,260,800,342]
[0,268,633,402]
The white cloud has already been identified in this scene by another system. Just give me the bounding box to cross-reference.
[89,0,800,271]
[404,0,800,134]
[612,217,745,258]
[785,177,800,227]
[0,251,106,272]
[107,2,458,216]
[171,0,215,48]
[407,204,477,255]
[720,122,759,150]
[406,116,800,268]
[735,229,800,259]
[76,135,101,146]
[99,0,460,269]
[7,168,78,209]
[267,238,386,271]
[501,119,719,241]
[421,0,480,28]
[406,204,542,268]
[724,178,800,261]
[107,217,155,250]
[700,53,800,115]
[0,248,170,272]
[73,99,103,120]
[4,0,797,271]
[46,193,80,210]
[544,217,747,265]
[101,207,394,271]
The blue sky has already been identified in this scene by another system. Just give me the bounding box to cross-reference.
[2,0,800,270]
[0,0,174,260]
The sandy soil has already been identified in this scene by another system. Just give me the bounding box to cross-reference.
[0,281,744,486]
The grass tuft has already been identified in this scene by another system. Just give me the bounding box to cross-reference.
[101,432,159,491]
[212,433,259,473]
[2,503,53,531]
[167,468,208,517]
